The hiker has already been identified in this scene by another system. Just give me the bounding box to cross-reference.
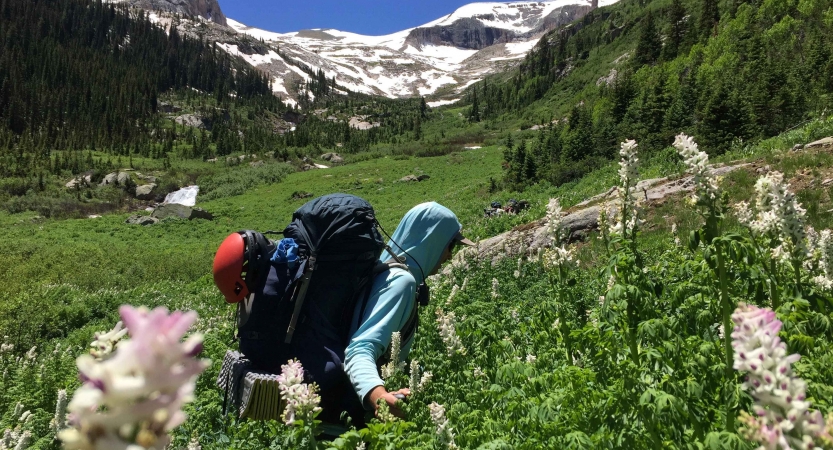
[212,195,473,430]
[344,201,474,422]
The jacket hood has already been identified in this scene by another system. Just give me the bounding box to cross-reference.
[382,202,461,285]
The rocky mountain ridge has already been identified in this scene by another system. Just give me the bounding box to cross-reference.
[110,0,227,25]
[136,0,617,106]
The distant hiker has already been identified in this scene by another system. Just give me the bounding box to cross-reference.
[212,195,473,431]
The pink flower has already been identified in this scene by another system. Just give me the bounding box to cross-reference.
[732,303,827,449]
[59,306,209,450]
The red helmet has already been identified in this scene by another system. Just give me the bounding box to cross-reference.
[213,231,274,303]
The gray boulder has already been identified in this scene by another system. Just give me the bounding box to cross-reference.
[100,172,132,187]
[117,172,131,186]
[100,172,118,186]
[125,215,159,226]
[151,204,214,221]
[175,114,205,129]
[65,175,92,189]
[399,175,420,182]
[135,184,157,200]
[321,153,344,163]
[805,137,833,149]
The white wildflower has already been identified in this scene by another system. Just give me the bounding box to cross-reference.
[375,398,398,423]
[446,285,460,305]
[543,245,576,270]
[18,411,31,424]
[546,198,564,243]
[525,354,537,364]
[812,230,833,290]
[187,437,201,450]
[741,171,808,264]
[2,430,12,449]
[381,332,406,379]
[89,321,128,360]
[673,134,720,205]
[460,277,469,292]
[408,359,421,392]
[12,431,30,450]
[491,278,499,299]
[418,371,433,391]
[436,310,466,356]
[25,346,36,361]
[429,402,457,449]
[51,389,68,434]
[276,359,322,426]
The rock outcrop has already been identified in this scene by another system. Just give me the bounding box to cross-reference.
[134,184,158,200]
[404,18,513,50]
[125,0,227,25]
[125,215,159,226]
[321,153,344,164]
[151,204,214,221]
[451,163,750,269]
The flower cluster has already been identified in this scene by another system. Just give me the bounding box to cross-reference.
[446,284,460,306]
[58,306,209,450]
[736,171,808,264]
[88,321,128,360]
[543,244,578,273]
[381,332,406,379]
[1,404,33,450]
[546,198,565,244]
[731,303,828,449]
[436,309,466,357]
[276,359,322,426]
[609,139,641,237]
[671,222,681,246]
[618,139,639,184]
[812,230,833,290]
[50,389,68,435]
[673,134,720,206]
[429,402,458,449]
[491,278,499,299]
[375,398,398,423]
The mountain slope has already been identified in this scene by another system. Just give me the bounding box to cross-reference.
[167,0,622,105]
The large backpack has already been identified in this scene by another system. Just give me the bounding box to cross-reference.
[235,193,418,395]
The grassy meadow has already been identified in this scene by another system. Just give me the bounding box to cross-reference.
[2,118,833,448]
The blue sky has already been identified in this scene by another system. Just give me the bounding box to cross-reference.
[221,0,480,35]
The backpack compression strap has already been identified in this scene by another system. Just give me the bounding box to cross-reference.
[284,256,316,344]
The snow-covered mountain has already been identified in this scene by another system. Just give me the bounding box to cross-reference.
[148,0,620,106]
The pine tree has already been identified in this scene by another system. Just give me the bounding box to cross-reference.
[634,10,662,67]
[699,0,720,40]
[662,0,687,60]
[468,90,481,122]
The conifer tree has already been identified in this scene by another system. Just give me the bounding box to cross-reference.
[634,10,662,67]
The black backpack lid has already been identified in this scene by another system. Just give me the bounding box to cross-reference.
[284,193,384,259]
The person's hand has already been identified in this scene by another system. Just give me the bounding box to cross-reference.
[367,386,411,418]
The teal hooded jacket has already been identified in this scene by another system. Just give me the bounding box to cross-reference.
[344,202,463,406]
